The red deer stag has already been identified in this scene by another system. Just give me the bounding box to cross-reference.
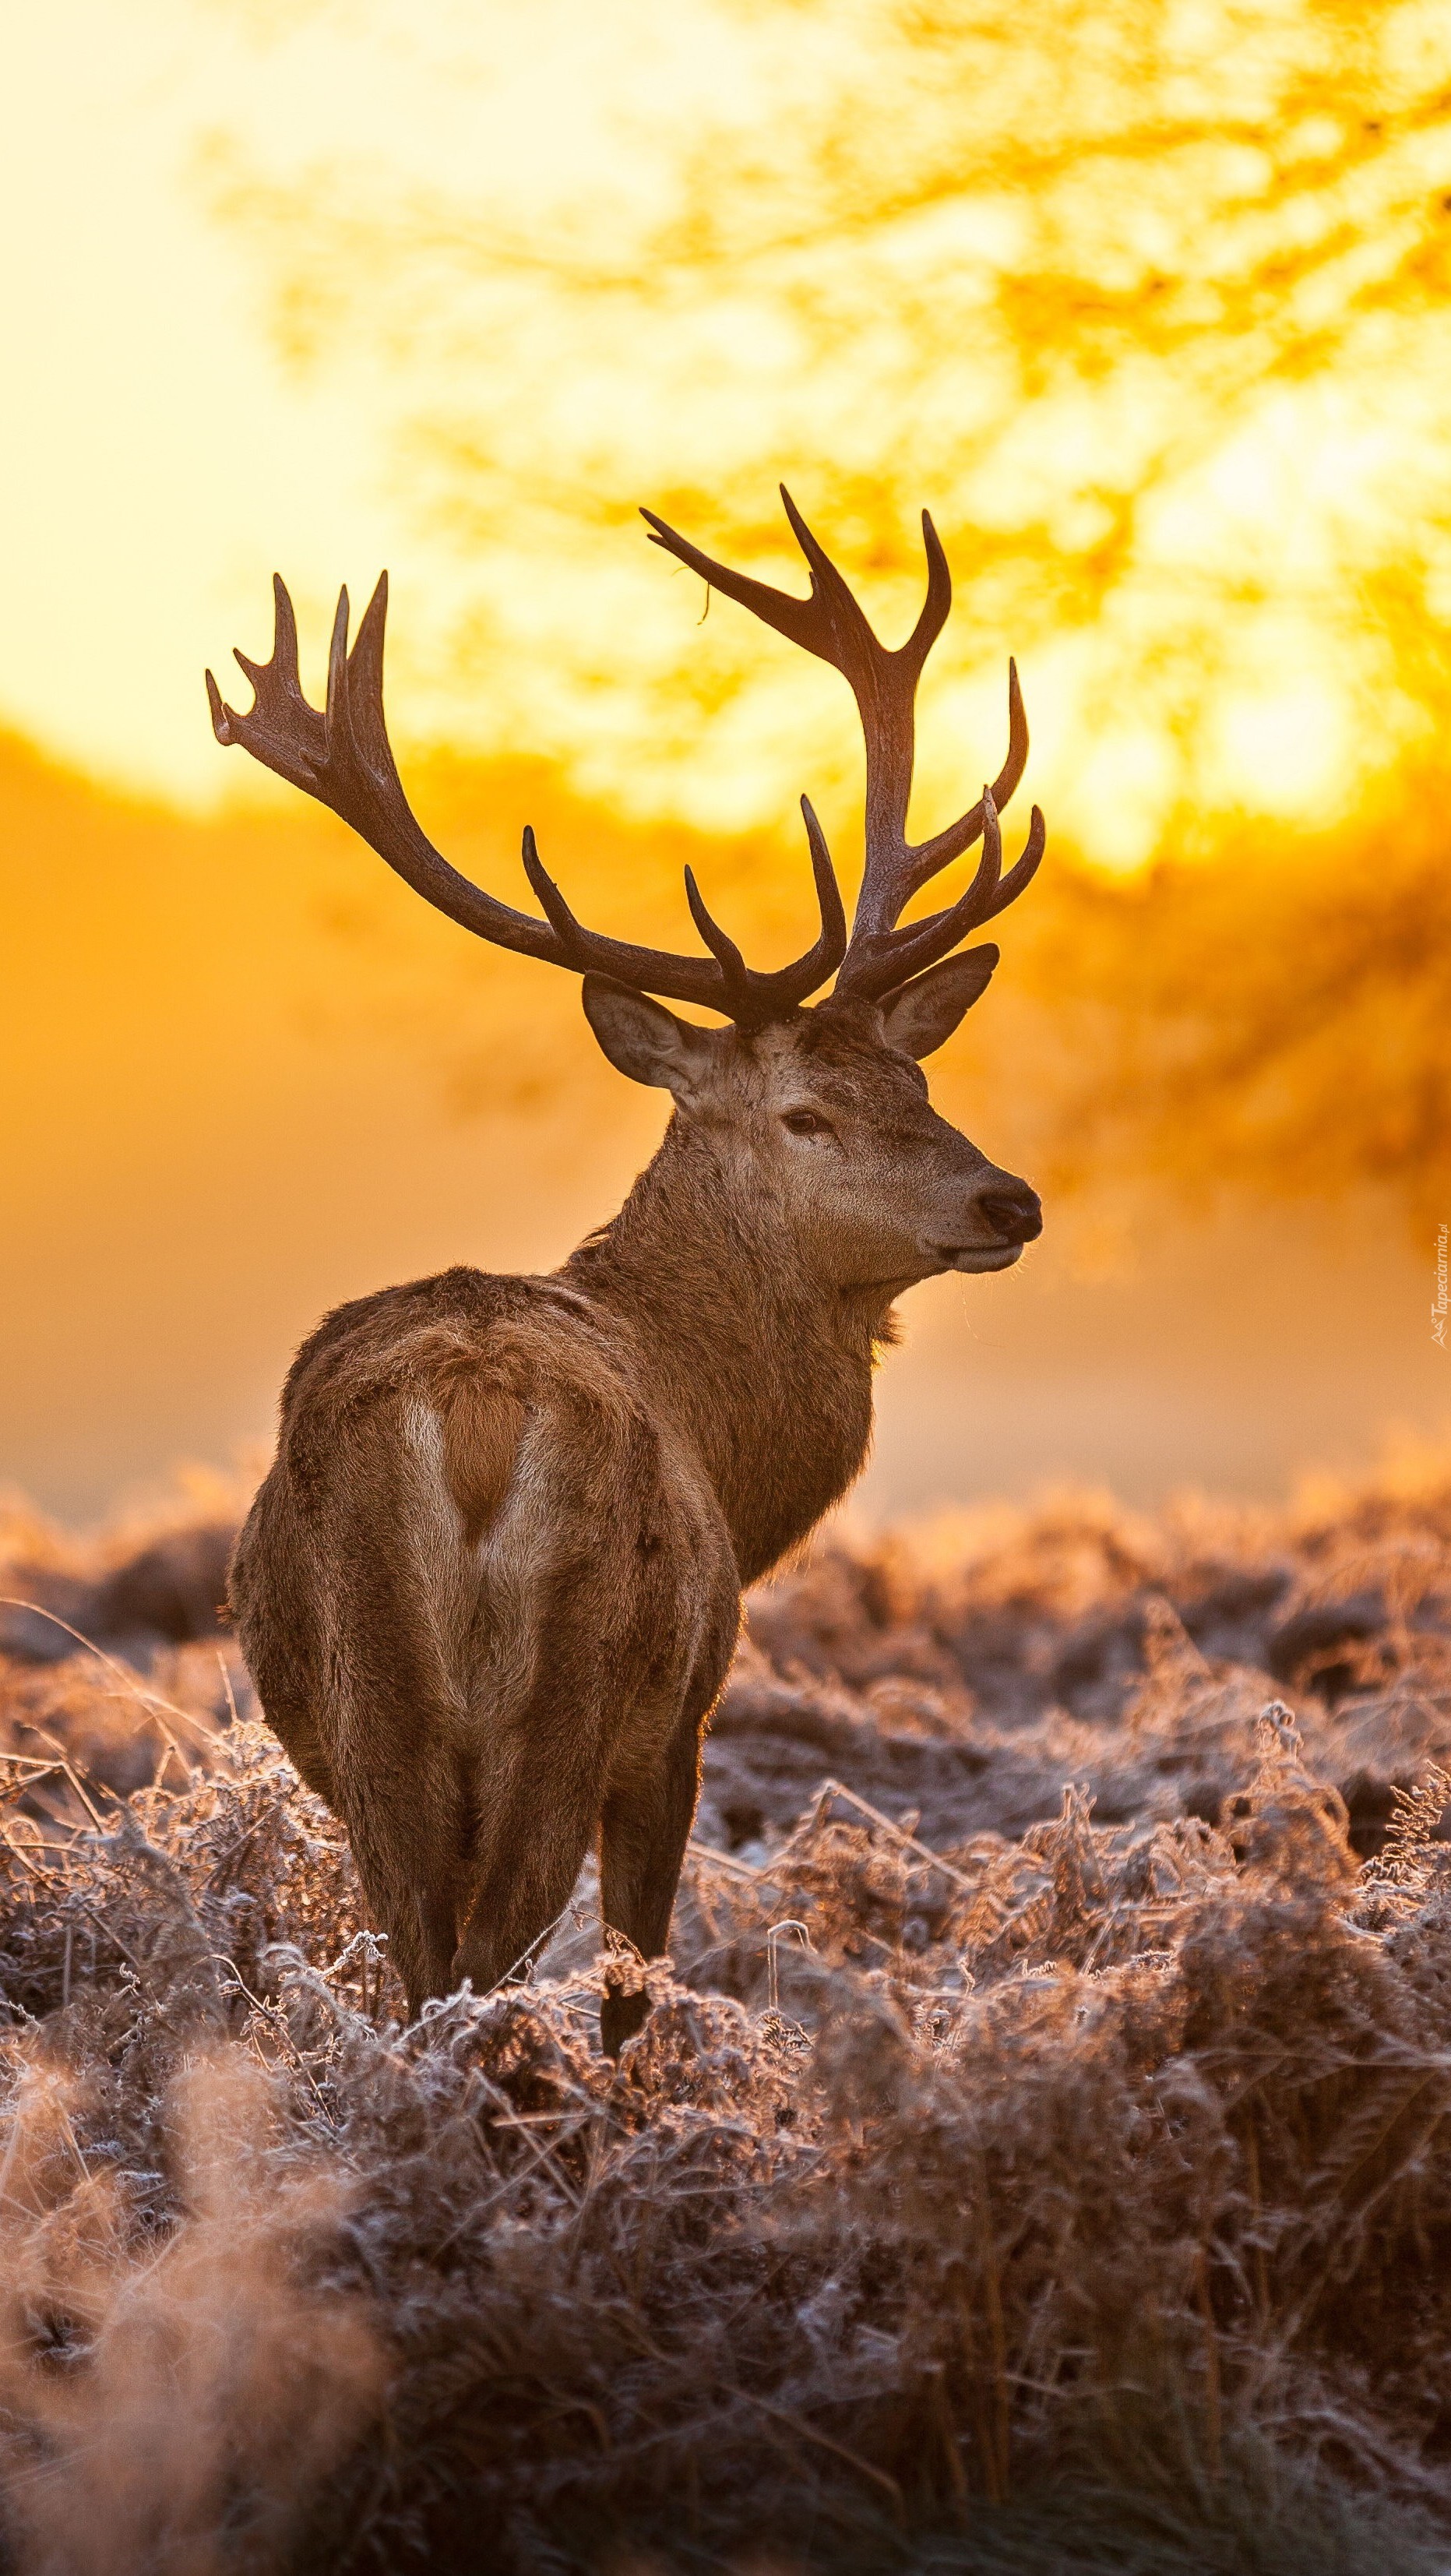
[208,490,1045,2053]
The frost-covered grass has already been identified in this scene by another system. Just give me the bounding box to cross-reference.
[1,1461,1449,2572]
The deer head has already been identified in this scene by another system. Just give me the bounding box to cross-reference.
[208,491,1044,1297]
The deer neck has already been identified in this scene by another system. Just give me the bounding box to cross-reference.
[562,1126,886,1584]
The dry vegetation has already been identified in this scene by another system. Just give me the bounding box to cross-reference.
[1,1459,1450,2572]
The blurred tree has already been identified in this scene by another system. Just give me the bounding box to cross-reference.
[213,0,1451,1225]
[1012,774,1451,1232]
[218,0,1451,853]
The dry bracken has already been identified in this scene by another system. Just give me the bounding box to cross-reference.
[1,1455,1449,2571]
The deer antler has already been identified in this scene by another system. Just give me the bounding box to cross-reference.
[207,573,845,1029]
[209,502,1040,1025]
[642,487,1045,1002]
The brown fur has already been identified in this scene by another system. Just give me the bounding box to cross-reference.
[441,1373,526,1549]
[229,993,1041,2049]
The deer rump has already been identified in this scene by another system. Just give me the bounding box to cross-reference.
[228,1268,739,2046]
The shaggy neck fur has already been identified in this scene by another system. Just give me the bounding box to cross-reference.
[565,1115,892,1585]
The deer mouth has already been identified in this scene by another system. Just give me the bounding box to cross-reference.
[937,1242,1025,1273]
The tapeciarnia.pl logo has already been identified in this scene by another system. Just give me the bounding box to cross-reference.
[1435,1223,1448,1349]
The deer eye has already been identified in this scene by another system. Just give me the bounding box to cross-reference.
[781,1108,830,1137]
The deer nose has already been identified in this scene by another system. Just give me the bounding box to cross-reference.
[975,1179,1042,1244]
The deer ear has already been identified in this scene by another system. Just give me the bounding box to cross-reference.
[581,974,722,1101]
[878,946,1000,1059]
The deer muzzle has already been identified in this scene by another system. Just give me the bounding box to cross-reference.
[932,1173,1042,1273]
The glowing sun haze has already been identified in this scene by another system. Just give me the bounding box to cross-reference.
[2,0,1446,1522]
[5,0,1449,869]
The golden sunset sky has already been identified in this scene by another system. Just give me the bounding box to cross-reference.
[2,0,1447,1517]
[8,0,1449,855]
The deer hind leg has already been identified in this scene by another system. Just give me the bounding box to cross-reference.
[342,1748,475,2022]
[450,1727,602,2002]
[597,1696,707,2060]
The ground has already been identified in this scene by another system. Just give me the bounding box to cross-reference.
[0,1461,1449,2571]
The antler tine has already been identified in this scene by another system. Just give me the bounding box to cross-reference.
[981,798,1048,926]
[798,795,849,970]
[210,569,848,1021]
[519,825,594,950]
[643,484,947,690]
[777,486,953,692]
[678,795,848,1030]
[207,574,328,797]
[837,793,1048,1000]
[642,492,1038,1001]
[684,868,752,991]
[644,485,939,860]
[642,496,829,661]
[852,658,1030,936]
